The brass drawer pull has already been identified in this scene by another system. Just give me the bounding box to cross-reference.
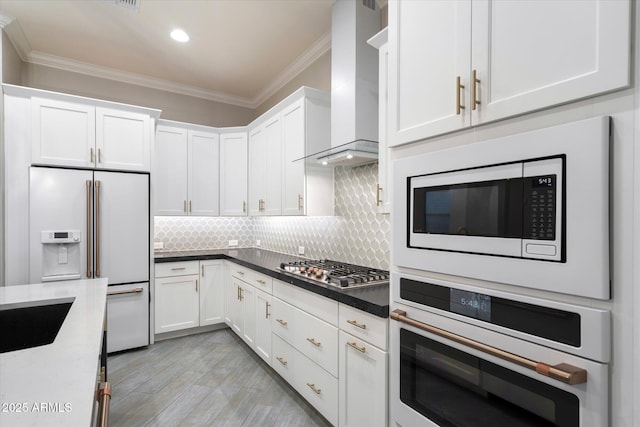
[348,341,366,353]
[256,279,266,285]
[346,319,367,330]
[265,302,271,319]
[171,267,186,271]
[306,383,321,395]
[276,319,288,327]
[306,337,321,347]
[276,356,287,366]
[236,271,245,275]
[107,287,144,296]
[390,309,587,385]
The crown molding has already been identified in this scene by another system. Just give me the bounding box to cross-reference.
[2,15,332,110]
[251,31,331,107]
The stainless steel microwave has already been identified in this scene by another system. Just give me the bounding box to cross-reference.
[393,117,610,300]
[409,156,564,261]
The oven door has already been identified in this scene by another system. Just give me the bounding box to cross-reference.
[390,305,608,427]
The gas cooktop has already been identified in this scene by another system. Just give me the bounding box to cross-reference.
[279,259,389,289]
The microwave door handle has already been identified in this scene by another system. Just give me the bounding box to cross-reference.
[390,309,587,385]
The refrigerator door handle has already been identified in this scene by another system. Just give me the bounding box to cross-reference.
[86,180,92,278]
[95,180,101,277]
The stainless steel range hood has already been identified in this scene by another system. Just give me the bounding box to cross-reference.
[303,0,380,167]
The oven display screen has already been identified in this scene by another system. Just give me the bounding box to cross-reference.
[450,289,491,321]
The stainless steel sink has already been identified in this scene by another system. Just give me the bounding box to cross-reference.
[0,297,74,353]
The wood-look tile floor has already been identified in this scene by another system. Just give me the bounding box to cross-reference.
[107,329,333,427]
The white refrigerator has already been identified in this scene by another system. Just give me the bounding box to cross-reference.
[29,166,150,353]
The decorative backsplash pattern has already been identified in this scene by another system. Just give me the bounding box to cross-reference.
[155,163,390,269]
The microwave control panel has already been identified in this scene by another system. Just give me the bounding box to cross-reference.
[523,175,556,240]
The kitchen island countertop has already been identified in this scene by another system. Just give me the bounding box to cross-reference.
[155,248,390,318]
[0,279,108,427]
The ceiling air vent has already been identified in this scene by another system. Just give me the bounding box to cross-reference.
[112,0,140,12]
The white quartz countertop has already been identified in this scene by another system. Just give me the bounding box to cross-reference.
[0,279,108,427]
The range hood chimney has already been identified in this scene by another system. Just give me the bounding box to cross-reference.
[320,0,380,167]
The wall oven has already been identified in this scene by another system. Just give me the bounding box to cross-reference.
[393,116,610,299]
[390,273,610,427]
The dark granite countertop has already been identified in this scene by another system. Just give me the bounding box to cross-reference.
[155,248,390,318]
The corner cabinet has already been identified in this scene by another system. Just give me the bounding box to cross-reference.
[31,96,155,171]
[219,131,248,216]
[387,0,631,146]
[248,87,333,217]
[155,121,220,216]
[155,260,224,334]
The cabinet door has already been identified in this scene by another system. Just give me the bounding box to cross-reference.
[240,283,255,347]
[155,126,188,215]
[188,130,219,216]
[32,97,95,168]
[471,0,630,125]
[388,0,471,146]
[155,275,199,333]
[339,331,387,427]
[281,99,306,216]
[230,279,244,336]
[254,288,272,365]
[263,116,282,215]
[248,126,266,215]
[223,264,235,327]
[96,108,151,171]
[200,260,224,326]
[376,38,391,214]
[219,132,248,216]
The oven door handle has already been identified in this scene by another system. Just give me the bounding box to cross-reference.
[390,309,587,385]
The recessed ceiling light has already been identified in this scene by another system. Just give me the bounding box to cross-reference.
[170,29,189,43]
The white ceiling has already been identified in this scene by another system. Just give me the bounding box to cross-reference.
[0,0,335,108]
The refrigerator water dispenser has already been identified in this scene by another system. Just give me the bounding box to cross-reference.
[40,230,81,282]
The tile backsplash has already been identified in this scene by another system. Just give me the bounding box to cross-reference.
[154,163,390,269]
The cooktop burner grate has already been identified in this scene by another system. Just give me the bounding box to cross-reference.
[279,259,389,289]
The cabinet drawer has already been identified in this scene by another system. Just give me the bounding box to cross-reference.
[272,333,296,384]
[298,308,339,377]
[273,280,338,326]
[245,269,273,293]
[271,297,297,344]
[155,261,199,278]
[339,303,388,350]
[295,345,339,427]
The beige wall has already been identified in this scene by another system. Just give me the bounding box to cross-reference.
[254,50,331,117]
[2,31,22,85]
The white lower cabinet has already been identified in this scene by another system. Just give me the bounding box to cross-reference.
[338,331,387,427]
[154,260,224,335]
[254,288,273,365]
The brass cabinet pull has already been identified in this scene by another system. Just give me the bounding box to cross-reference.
[276,356,287,366]
[107,287,144,296]
[98,148,102,163]
[195,279,198,292]
[256,279,266,285]
[86,180,92,278]
[171,267,186,271]
[183,200,187,213]
[298,194,304,211]
[237,286,240,300]
[306,383,321,395]
[243,201,246,213]
[456,76,465,115]
[265,302,271,319]
[90,147,95,163]
[390,309,588,385]
[346,319,367,330]
[94,180,101,277]
[239,287,243,301]
[236,271,245,275]
[306,337,321,347]
[276,319,288,327]
[471,69,481,110]
[189,200,192,213]
[348,341,366,353]
[376,184,382,206]
[201,265,204,276]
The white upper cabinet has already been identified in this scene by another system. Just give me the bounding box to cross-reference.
[219,132,248,216]
[155,122,219,216]
[388,0,630,146]
[248,125,267,216]
[32,96,154,170]
[281,99,306,216]
[96,107,151,171]
[263,116,283,216]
